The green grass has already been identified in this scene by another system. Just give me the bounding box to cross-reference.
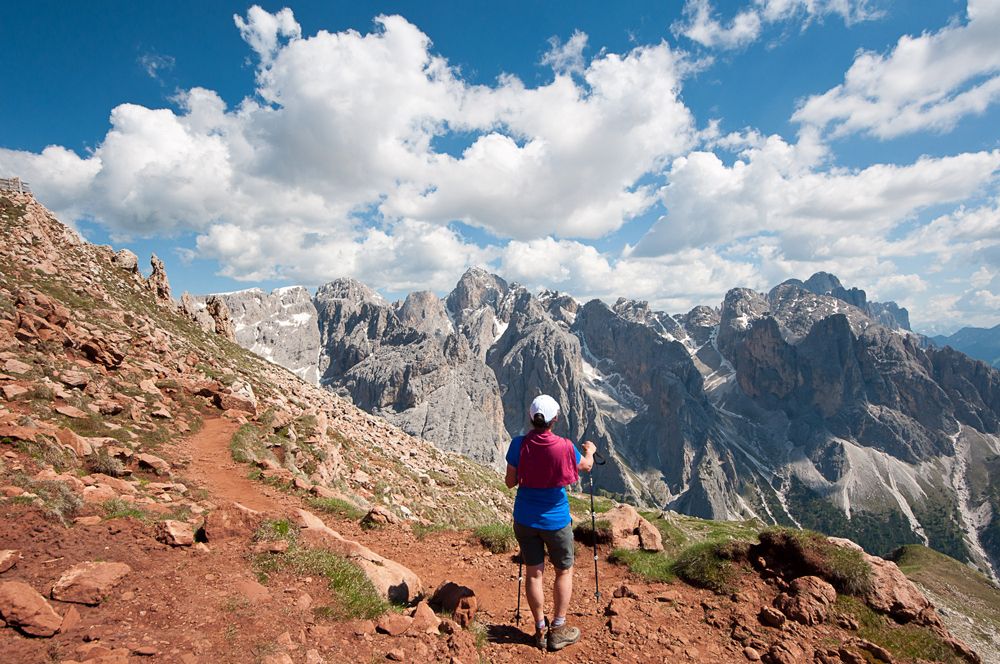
[609,548,676,582]
[254,518,296,543]
[473,522,517,553]
[412,523,451,540]
[307,497,366,521]
[671,540,750,594]
[835,595,966,664]
[102,498,147,521]
[229,424,273,464]
[252,519,387,620]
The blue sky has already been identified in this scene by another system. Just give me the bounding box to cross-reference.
[2,0,998,333]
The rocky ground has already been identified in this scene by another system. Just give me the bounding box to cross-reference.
[0,191,991,663]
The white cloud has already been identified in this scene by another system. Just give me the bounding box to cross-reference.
[793,0,1000,139]
[672,0,878,50]
[634,132,1000,257]
[233,5,300,63]
[138,53,175,81]
[541,31,589,76]
[499,238,764,313]
[0,8,695,279]
[673,0,762,50]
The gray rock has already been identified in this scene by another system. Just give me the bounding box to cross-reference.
[207,286,321,384]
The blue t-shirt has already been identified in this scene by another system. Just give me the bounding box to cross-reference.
[506,435,582,531]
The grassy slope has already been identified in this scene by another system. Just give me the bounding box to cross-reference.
[891,545,1000,663]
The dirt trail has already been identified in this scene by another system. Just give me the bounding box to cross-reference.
[186,417,286,512]
[178,418,736,662]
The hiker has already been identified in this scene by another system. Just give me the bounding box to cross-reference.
[505,394,596,651]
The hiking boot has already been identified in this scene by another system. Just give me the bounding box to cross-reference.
[533,623,548,650]
[547,623,581,651]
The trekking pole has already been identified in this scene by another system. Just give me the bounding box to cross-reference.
[515,549,523,626]
[588,450,607,611]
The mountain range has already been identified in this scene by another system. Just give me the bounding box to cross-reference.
[932,325,1000,369]
[201,270,1000,583]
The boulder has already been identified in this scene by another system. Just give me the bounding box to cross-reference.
[51,561,132,605]
[294,509,422,604]
[59,371,89,388]
[410,599,442,634]
[55,404,88,419]
[0,580,63,636]
[758,606,785,628]
[827,537,941,627]
[361,505,400,527]
[1,384,28,401]
[601,504,664,551]
[112,249,139,274]
[774,576,836,626]
[430,581,477,627]
[137,453,170,475]
[80,337,125,368]
[203,503,261,541]
[157,520,195,546]
[376,612,413,636]
[213,392,257,415]
[764,641,805,664]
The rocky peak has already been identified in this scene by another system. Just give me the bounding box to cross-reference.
[611,297,687,341]
[537,289,579,326]
[445,267,508,318]
[396,291,452,337]
[315,277,385,305]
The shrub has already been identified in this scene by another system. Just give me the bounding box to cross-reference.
[11,477,83,524]
[229,424,274,465]
[102,498,146,521]
[86,448,125,477]
[672,540,748,594]
[474,522,517,553]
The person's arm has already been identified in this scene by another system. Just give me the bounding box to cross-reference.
[577,440,596,472]
[505,464,518,489]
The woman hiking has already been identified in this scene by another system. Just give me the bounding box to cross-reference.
[505,394,596,651]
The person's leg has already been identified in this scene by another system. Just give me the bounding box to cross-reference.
[540,523,581,651]
[552,564,573,623]
[523,562,546,626]
[513,522,548,634]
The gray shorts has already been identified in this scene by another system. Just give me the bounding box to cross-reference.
[513,521,575,569]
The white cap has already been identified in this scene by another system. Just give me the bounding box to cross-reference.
[529,394,560,424]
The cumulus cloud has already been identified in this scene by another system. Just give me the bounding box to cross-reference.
[633,133,1000,260]
[672,0,878,50]
[0,8,695,251]
[793,0,1000,139]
